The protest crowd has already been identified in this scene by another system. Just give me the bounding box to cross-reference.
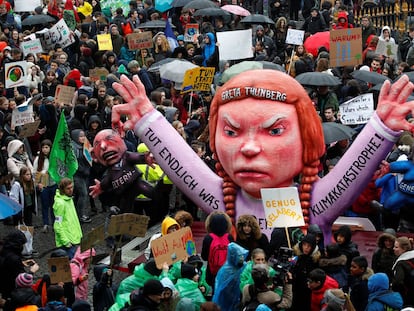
[3,0,414,310]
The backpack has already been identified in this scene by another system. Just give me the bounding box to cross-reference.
[243,285,261,311]
[405,260,414,292]
[208,233,229,275]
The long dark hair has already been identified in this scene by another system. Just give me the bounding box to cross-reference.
[37,139,52,172]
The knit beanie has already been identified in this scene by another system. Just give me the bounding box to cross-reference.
[143,279,164,296]
[16,273,33,288]
[181,263,198,279]
[324,289,346,306]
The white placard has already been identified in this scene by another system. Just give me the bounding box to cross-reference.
[20,39,43,56]
[5,61,28,89]
[339,93,374,125]
[217,29,253,61]
[14,0,42,12]
[375,39,398,60]
[286,29,305,46]
[11,101,34,128]
[261,187,305,228]
[40,19,75,49]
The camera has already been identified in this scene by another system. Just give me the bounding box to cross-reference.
[268,247,293,287]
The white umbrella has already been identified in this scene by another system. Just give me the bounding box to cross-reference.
[159,60,199,83]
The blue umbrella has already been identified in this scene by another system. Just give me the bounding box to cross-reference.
[0,193,22,220]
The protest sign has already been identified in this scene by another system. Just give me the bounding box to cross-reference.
[97,34,113,51]
[11,101,34,128]
[5,61,28,89]
[127,31,153,50]
[19,120,41,138]
[261,187,305,228]
[47,19,75,49]
[151,227,196,268]
[286,29,305,46]
[182,67,215,92]
[89,67,109,82]
[83,137,93,167]
[34,170,49,187]
[339,93,374,125]
[184,24,199,42]
[55,85,75,106]
[108,213,149,237]
[14,0,42,12]
[375,40,398,59]
[21,39,43,56]
[330,28,362,67]
[217,29,253,61]
[81,225,105,252]
[48,257,72,283]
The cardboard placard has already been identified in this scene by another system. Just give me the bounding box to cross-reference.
[184,23,199,42]
[97,34,113,51]
[108,213,149,237]
[127,31,153,50]
[18,120,41,138]
[286,29,305,46]
[48,257,72,283]
[55,85,75,106]
[339,93,374,125]
[329,28,363,68]
[151,227,196,268]
[12,102,34,127]
[83,137,93,167]
[89,67,109,82]
[20,39,43,56]
[80,224,105,252]
[34,171,49,186]
[260,187,305,228]
[182,67,215,92]
[5,61,28,89]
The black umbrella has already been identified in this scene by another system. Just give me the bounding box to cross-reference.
[322,122,357,144]
[351,70,391,85]
[138,20,176,29]
[172,0,192,7]
[21,14,56,27]
[240,14,275,25]
[394,72,414,83]
[184,0,217,10]
[193,7,230,17]
[295,72,341,86]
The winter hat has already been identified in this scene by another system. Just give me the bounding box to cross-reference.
[367,273,389,293]
[300,233,317,251]
[181,263,198,279]
[256,25,264,31]
[142,279,164,296]
[43,96,55,104]
[383,228,397,237]
[256,305,272,311]
[144,259,162,276]
[117,64,129,74]
[160,276,176,292]
[72,300,92,311]
[324,289,346,306]
[16,273,33,288]
[177,35,185,41]
[311,6,319,12]
[251,264,269,285]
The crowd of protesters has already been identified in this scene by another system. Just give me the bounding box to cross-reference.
[1,0,414,309]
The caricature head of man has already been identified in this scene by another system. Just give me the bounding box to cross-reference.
[92,129,127,166]
[209,70,325,222]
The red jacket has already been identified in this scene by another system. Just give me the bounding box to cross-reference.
[311,275,339,311]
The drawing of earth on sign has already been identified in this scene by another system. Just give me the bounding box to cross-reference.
[7,66,23,82]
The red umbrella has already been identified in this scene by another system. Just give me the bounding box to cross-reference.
[304,31,330,57]
[221,4,250,16]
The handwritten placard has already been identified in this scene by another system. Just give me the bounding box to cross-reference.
[184,23,199,42]
[108,213,149,237]
[151,227,196,268]
[261,187,305,228]
[339,93,374,125]
[286,29,305,46]
[182,67,215,92]
[55,85,75,106]
[20,39,43,56]
[375,39,398,59]
[48,257,72,283]
[330,28,363,67]
[89,67,109,82]
[81,225,105,252]
[19,120,41,138]
[12,102,34,127]
[97,34,113,51]
[127,31,153,50]
[43,19,75,49]
[83,137,93,167]
[5,61,28,89]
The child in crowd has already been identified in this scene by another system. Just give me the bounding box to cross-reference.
[10,166,36,226]
[40,285,71,311]
[319,243,348,290]
[349,256,374,311]
[371,228,396,280]
[308,268,339,311]
[70,247,96,301]
[175,263,206,310]
[334,225,360,270]
[93,264,115,311]
[366,273,403,311]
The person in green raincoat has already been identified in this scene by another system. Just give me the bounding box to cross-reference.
[175,264,206,310]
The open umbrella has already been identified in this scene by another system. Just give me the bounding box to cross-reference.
[221,61,285,83]
[304,31,330,57]
[138,20,176,29]
[394,72,414,83]
[295,72,341,86]
[172,0,192,6]
[0,193,22,220]
[221,4,251,16]
[184,0,217,10]
[351,70,391,85]
[21,14,56,27]
[193,7,230,17]
[322,122,357,144]
[240,14,275,25]
[148,58,194,73]
[160,59,199,83]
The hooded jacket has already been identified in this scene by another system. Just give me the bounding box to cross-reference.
[175,277,206,310]
[236,214,270,260]
[6,139,33,179]
[144,217,180,260]
[71,129,90,177]
[70,247,96,301]
[391,249,414,306]
[311,275,339,311]
[379,26,395,44]
[367,273,403,311]
[333,11,353,29]
[372,232,396,279]
[334,225,360,269]
[93,264,115,311]
[53,189,82,248]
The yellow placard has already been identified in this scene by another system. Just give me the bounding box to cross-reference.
[182,67,215,92]
[97,34,113,51]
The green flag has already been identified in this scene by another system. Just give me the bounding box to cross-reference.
[48,113,78,183]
